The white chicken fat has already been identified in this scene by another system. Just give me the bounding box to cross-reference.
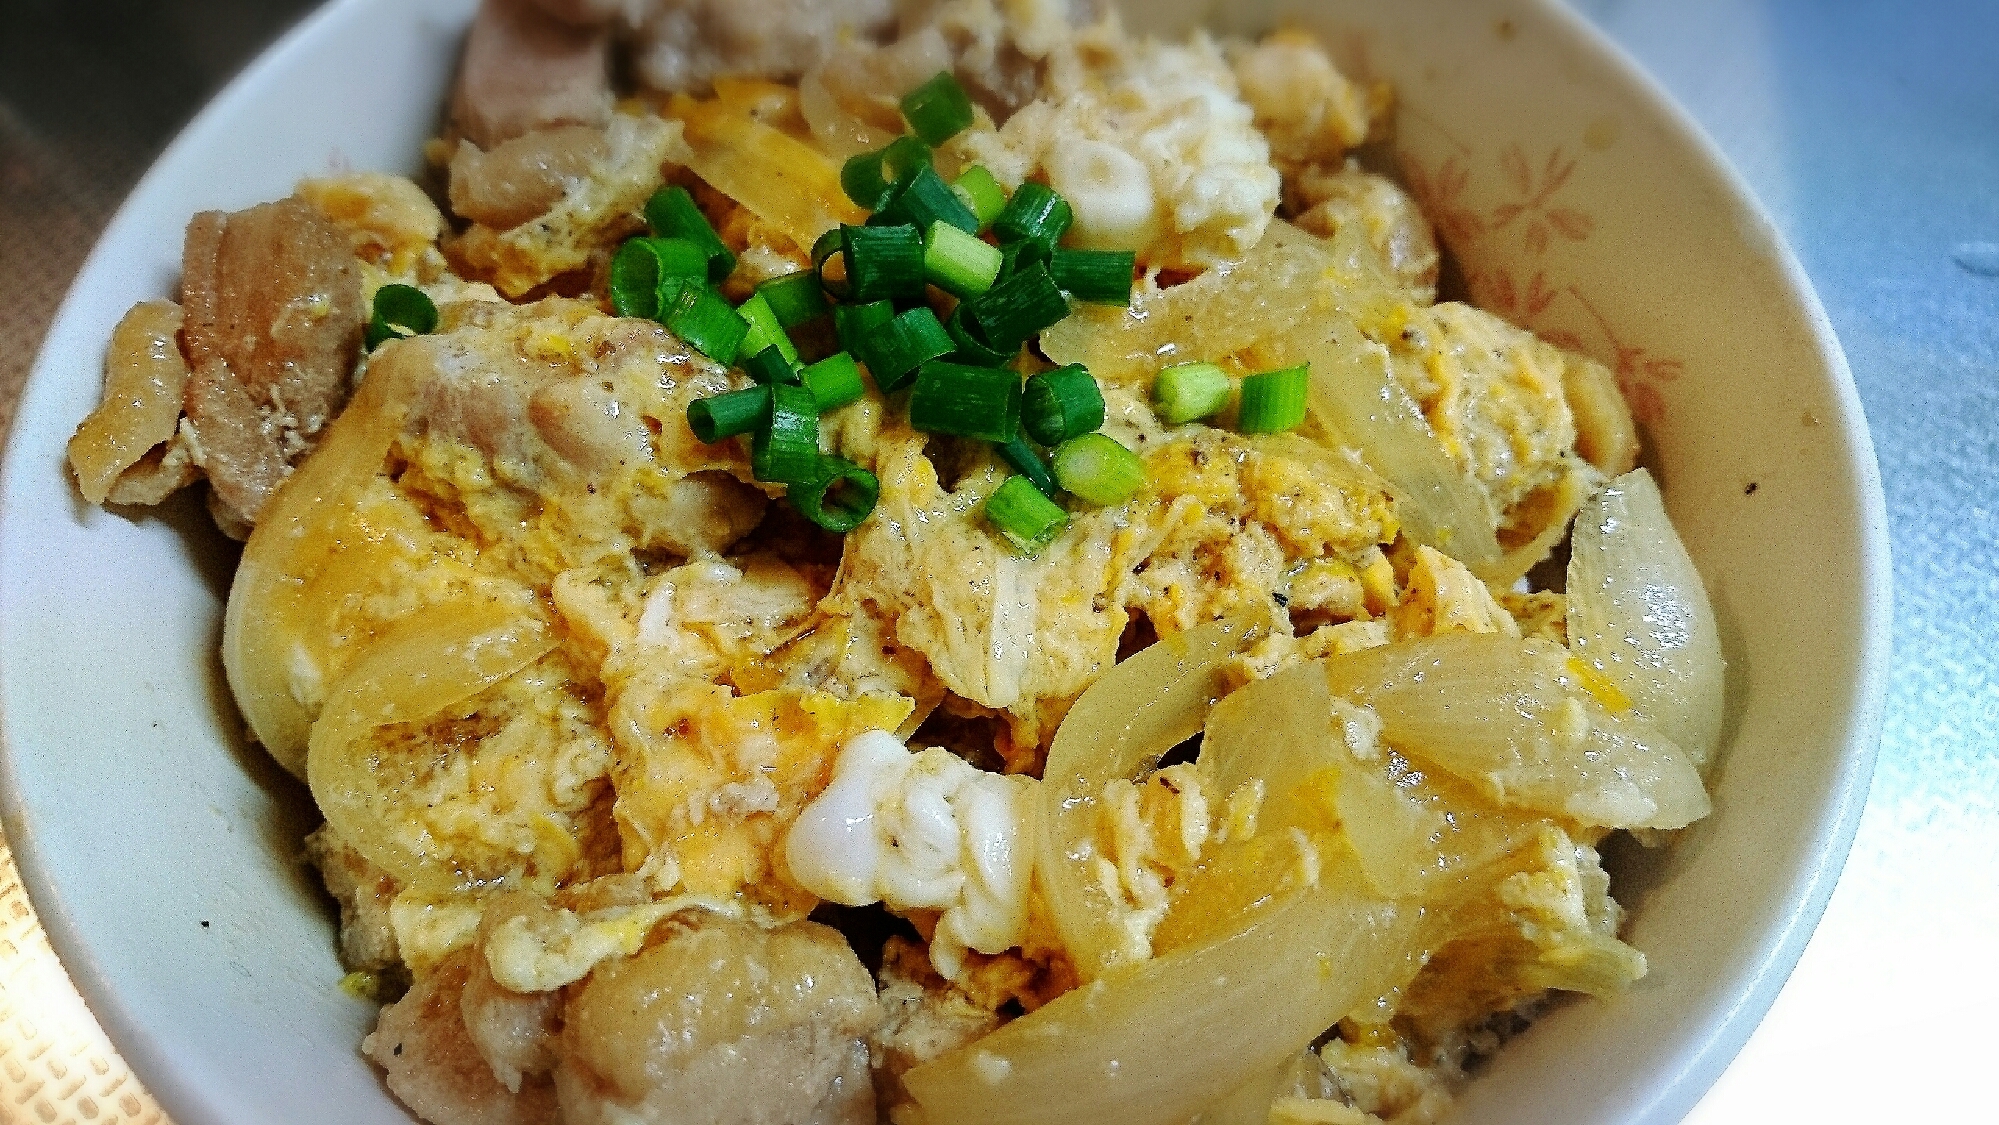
[786,731,1036,977]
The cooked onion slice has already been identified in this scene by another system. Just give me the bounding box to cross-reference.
[1036,618,1263,980]
[306,594,554,891]
[903,848,1425,1125]
[222,340,428,776]
[1567,468,1727,770]
[1320,635,1710,830]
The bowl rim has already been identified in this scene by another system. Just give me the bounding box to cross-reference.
[0,0,1892,1122]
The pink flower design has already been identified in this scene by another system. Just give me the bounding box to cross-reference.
[1485,146,1593,256]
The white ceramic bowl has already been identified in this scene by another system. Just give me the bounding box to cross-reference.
[0,1,1890,1122]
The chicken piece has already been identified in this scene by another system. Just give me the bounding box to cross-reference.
[67,300,195,505]
[448,126,607,231]
[450,0,613,149]
[178,197,365,526]
[954,30,1279,268]
[1293,160,1440,304]
[554,914,880,1125]
[460,895,566,1094]
[449,114,681,297]
[869,936,1002,1125]
[1230,30,1379,168]
[304,824,402,973]
[627,0,897,95]
[363,948,561,1125]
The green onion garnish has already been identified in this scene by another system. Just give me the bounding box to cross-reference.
[1152,361,1231,424]
[876,165,980,236]
[840,136,933,212]
[908,361,1022,442]
[686,385,771,444]
[801,351,866,411]
[660,280,749,366]
[945,305,1012,366]
[1049,248,1136,306]
[924,221,1004,298]
[858,306,954,393]
[751,383,821,484]
[1052,432,1146,506]
[994,182,1073,256]
[833,300,896,357]
[742,346,800,386]
[842,224,927,302]
[1022,364,1106,447]
[997,437,1059,498]
[900,71,976,146]
[610,238,706,318]
[644,186,735,282]
[735,291,798,366]
[1235,362,1310,434]
[792,455,881,533]
[985,475,1067,555]
[757,271,831,328]
[365,284,438,350]
[951,166,1007,231]
[964,262,1068,351]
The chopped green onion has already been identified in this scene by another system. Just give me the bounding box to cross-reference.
[951,166,1007,230]
[610,238,707,318]
[644,186,735,281]
[1022,364,1105,447]
[876,165,981,236]
[840,136,933,212]
[1052,432,1146,506]
[924,221,1004,298]
[757,271,831,328]
[1152,361,1231,424]
[908,361,1021,442]
[985,475,1067,555]
[742,346,800,386]
[686,385,771,444]
[998,437,1059,498]
[801,351,866,411]
[834,300,896,356]
[1235,362,1310,434]
[792,456,880,533]
[842,224,927,302]
[900,71,976,146]
[1049,248,1136,305]
[660,280,749,366]
[945,305,1012,366]
[964,262,1068,351]
[751,383,821,484]
[993,182,1073,255]
[735,292,799,365]
[812,227,851,299]
[365,284,438,350]
[858,306,954,393]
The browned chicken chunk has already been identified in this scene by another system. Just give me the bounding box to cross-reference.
[451,0,614,149]
[179,196,364,526]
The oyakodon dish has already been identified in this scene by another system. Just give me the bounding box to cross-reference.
[63,0,1726,1122]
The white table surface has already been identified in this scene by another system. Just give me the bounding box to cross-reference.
[0,1,1992,1122]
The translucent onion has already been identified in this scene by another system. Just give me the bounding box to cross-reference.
[1295,331,1503,571]
[669,93,868,253]
[306,595,554,891]
[1319,635,1711,830]
[221,338,429,777]
[902,849,1426,1125]
[1036,618,1264,980]
[1567,468,1727,770]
